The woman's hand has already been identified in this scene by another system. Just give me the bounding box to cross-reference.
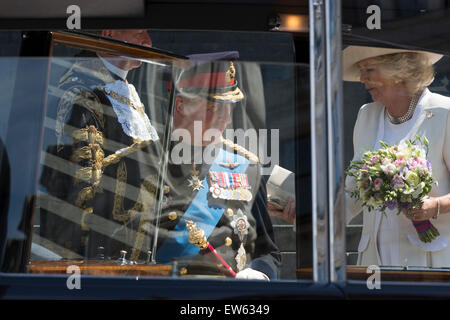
[268,197,296,223]
[403,197,438,221]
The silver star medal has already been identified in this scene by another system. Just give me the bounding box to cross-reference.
[188,175,205,191]
[230,209,249,271]
[188,165,205,191]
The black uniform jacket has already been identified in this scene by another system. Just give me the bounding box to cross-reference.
[39,55,280,279]
[39,55,159,259]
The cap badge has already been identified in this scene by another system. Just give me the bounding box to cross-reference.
[225,61,236,83]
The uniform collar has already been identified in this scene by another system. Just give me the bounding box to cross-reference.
[98,55,128,81]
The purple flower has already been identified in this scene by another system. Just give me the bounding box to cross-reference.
[426,159,432,173]
[385,201,398,210]
[399,202,412,210]
[391,174,405,189]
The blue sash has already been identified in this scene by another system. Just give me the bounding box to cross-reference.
[155,148,250,263]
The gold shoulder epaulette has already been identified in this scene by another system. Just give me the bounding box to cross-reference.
[221,137,259,163]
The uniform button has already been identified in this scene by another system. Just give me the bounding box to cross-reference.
[226,208,234,216]
[168,211,178,220]
[225,237,232,246]
[180,267,188,275]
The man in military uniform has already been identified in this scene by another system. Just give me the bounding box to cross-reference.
[143,52,281,280]
[39,30,160,259]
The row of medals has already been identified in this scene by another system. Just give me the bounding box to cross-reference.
[188,165,250,272]
[208,170,252,202]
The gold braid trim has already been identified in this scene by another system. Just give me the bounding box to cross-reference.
[72,126,104,145]
[221,137,260,163]
[75,167,92,182]
[112,167,164,224]
[206,87,244,102]
[91,143,105,163]
[75,186,95,208]
[129,174,164,261]
[73,157,104,185]
[112,160,130,222]
[102,140,152,168]
[74,91,105,130]
[186,220,209,250]
[70,146,92,162]
[71,127,105,231]
[81,208,93,231]
[91,146,103,188]
[141,174,170,195]
[130,217,151,261]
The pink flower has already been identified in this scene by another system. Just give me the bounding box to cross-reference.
[394,158,406,167]
[407,158,418,170]
[373,178,383,191]
[415,158,427,173]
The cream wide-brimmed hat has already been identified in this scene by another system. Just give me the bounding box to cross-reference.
[342,45,443,82]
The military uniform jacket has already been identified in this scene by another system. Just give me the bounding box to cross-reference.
[136,141,281,279]
[40,55,159,259]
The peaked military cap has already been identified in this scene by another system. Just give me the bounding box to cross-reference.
[175,51,244,103]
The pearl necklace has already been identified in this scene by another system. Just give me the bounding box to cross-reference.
[386,92,421,124]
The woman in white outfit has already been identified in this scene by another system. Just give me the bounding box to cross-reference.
[343,46,450,267]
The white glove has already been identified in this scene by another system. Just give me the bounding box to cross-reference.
[235,268,269,281]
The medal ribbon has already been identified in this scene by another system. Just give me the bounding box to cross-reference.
[155,148,250,263]
[209,172,249,189]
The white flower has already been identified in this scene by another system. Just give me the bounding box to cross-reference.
[381,163,396,176]
[367,197,382,208]
[396,142,412,159]
[411,146,426,159]
[412,182,425,199]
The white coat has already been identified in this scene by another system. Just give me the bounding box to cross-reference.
[346,88,450,267]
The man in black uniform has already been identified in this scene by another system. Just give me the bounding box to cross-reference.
[145,53,281,280]
[39,30,160,258]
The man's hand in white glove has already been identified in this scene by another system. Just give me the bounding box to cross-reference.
[235,268,269,281]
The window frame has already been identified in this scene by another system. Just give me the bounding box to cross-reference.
[1,0,450,300]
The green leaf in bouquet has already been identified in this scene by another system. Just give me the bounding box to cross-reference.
[379,140,389,149]
[407,140,412,148]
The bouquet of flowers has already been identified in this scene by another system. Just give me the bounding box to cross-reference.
[346,136,439,243]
